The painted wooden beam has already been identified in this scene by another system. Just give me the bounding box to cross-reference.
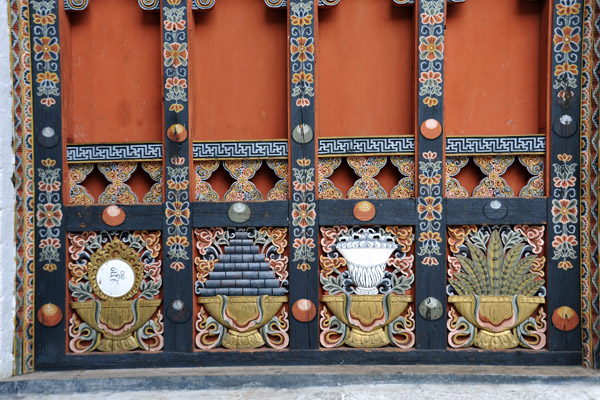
[31,0,67,365]
[161,0,194,353]
[287,0,320,350]
[546,0,583,353]
[414,0,447,350]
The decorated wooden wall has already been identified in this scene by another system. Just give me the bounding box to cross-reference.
[7,0,600,373]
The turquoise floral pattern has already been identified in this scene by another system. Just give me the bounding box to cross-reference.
[36,158,62,272]
[292,158,316,272]
[290,1,315,107]
[417,152,442,266]
[163,0,188,113]
[418,0,444,108]
[31,1,60,107]
[551,154,578,271]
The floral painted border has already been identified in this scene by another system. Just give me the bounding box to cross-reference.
[551,154,578,270]
[417,152,443,266]
[31,0,60,108]
[418,0,444,108]
[163,0,192,272]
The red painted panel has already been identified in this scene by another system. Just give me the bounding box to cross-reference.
[445,0,542,136]
[63,0,162,144]
[191,0,287,141]
[317,0,414,137]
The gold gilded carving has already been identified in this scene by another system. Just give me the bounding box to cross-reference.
[87,238,144,301]
[198,295,287,349]
[448,295,545,349]
[321,294,412,348]
[71,299,161,352]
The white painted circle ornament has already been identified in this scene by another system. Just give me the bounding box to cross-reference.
[96,259,136,298]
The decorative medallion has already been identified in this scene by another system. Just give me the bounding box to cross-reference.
[194,228,289,349]
[447,225,547,350]
[319,226,415,348]
[68,231,163,353]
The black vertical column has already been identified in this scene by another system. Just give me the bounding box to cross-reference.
[288,0,320,349]
[161,0,194,352]
[547,0,583,352]
[31,0,67,363]
[414,0,447,349]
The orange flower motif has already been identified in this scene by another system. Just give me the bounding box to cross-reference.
[164,42,188,67]
[419,173,441,186]
[297,158,311,167]
[417,196,442,221]
[41,98,56,107]
[554,62,578,77]
[33,36,59,62]
[553,26,581,53]
[422,151,437,161]
[167,0,182,4]
[293,236,315,249]
[167,235,189,247]
[419,35,443,61]
[422,257,439,266]
[556,2,580,16]
[423,97,438,107]
[170,261,185,271]
[419,231,442,244]
[551,234,577,248]
[557,153,572,162]
[33,13,56,26]
[36,71,59,84]
[290,37,314,63]
[43,264,58,272]
[420,12,443,25]
[170,104,184,113]
[291,13,312,27]
[292,71,314,84]
[297,263,311,271]
[165,77,187,89]
[41,158,56,167]
[558,261,573,270]
[419,70,442,84]
[296,98,311,107]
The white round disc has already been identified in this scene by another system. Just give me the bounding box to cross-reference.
[96,259,135,298]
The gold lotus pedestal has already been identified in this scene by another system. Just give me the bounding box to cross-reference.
[448,295,545,349]
[322,294,412,348]
[198,295,287,349]
[71,299,161,352]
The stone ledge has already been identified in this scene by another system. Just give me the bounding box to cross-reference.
[0,365,599,396]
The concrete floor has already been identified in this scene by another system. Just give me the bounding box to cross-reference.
[2,365,600,399]
[8,383,600,400]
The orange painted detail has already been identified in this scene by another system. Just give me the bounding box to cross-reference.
[102,205,126,227]
[167,124,188,143]
[353,201,376,222]
[445,0,544,136]
[420,119,442,140]
[191,0,287,141]
[292,299,317,323]
[552,306,579,332]
[37,303,63,327]
[63,0,162,144]
[318,0,414,137]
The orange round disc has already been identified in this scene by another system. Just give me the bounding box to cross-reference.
[102,205,126,227]
[353,201,376,222]
[167,123,188,143]
[552,306,578,332]
[292,299,317,323]
[420,118,442,140]
[37,303,62,327]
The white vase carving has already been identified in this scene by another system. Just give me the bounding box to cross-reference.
[336,229,397,295]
